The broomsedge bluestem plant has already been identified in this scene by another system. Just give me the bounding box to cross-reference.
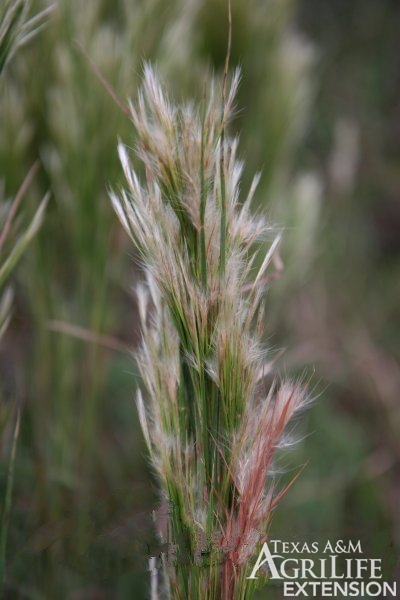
[110,65,308,599]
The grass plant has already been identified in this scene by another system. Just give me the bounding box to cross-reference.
[0,2,50,592]
[0,1,395,597]
[111,64,307,599]
[0,0,53,76]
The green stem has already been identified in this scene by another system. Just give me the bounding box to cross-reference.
[219,145,226,278]
[0,409,21,594]
[200,101,207,289]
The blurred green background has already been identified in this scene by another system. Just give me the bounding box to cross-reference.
[0,0,399,597]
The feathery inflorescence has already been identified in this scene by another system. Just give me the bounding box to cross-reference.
[111,64,307,599]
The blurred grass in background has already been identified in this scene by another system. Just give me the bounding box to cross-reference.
[0,0,399,597]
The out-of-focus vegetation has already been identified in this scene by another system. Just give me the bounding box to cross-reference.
[0,0,398,597]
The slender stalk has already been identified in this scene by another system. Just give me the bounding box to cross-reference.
[0,409,21,594]
[0,160,39,254]
[219,0,232,278]
[200,94,207,289]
